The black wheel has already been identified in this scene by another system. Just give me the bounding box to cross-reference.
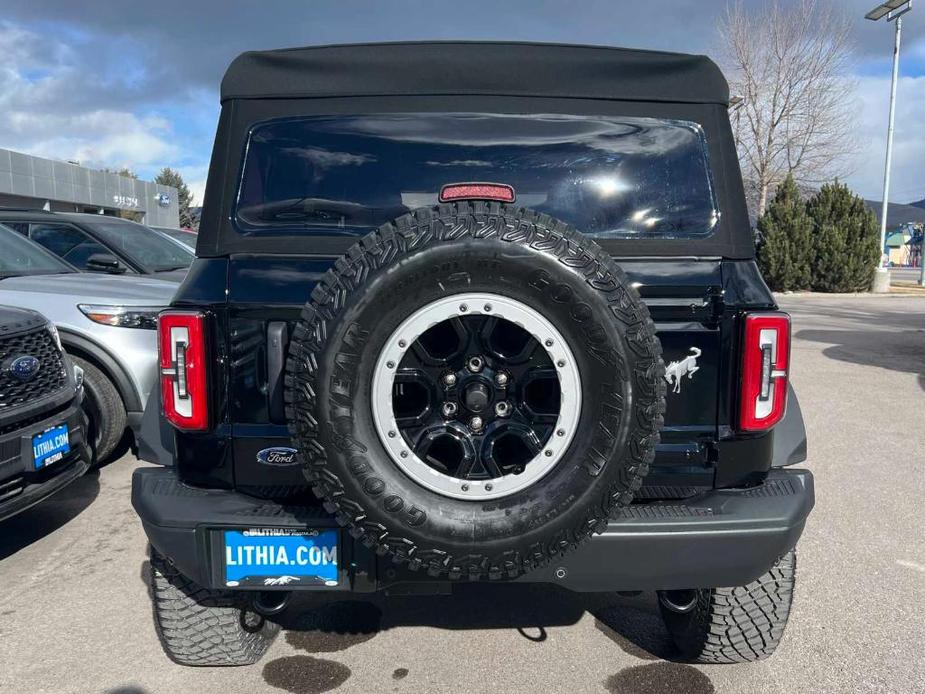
[149,547,280,667]
[71,355,126,465]
[658,549,797,663]
[285,202,665,580]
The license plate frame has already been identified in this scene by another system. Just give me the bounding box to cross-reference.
[31,424,70,470]
[221,528,340,588]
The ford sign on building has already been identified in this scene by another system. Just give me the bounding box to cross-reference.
[0,148,180,228]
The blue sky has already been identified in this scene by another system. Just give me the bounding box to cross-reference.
[0,0,922,205]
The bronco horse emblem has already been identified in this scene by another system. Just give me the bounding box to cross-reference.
[664,347,701,394]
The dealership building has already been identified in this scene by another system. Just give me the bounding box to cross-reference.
[0,148,180,228]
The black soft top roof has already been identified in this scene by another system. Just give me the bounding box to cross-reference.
[221,41,729,105]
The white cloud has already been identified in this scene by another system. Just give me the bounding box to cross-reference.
[4,111,177,170]
[842,75,925,204]
[0,22,179,175]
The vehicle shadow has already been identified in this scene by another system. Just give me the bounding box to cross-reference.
[785,297,925,391]
[268,588,713,693]
[276,584,679,661]
[785,300,925,333]
[0,470,101,561]
[795,327,925,391]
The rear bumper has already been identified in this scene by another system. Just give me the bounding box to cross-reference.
[0,399,91,522]
[132,467,813,592]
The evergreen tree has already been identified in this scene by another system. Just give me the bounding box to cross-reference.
[806,181,880,292]
[755,175,813,291]
[154,167,194,228]
[102,167,138,179]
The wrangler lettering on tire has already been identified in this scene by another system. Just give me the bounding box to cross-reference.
[285,202,666,580]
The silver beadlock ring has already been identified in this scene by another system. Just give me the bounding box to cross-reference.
[371,292,581,501]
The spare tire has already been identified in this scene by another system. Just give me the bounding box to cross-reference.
[285,202,665,580]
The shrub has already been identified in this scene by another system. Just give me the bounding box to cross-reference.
[756,175,813,291]
[806,181,881,292]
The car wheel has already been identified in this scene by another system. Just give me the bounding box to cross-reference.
[149,547,280,666]
[658,549,797,663]
[72,355,126,465]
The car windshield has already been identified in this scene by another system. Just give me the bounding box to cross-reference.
[80,219,194,271]
[0,223,75,277]
[156,227,197,248]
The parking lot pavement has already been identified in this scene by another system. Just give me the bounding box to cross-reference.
[1,295,924,694]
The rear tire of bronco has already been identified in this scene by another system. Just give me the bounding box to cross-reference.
[149,547,280,667]
[285,202,665,580]
[658,549,797,663]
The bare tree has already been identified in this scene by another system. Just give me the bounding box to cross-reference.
[719,0,857,217]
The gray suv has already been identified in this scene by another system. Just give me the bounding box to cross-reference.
[0,223,177,463]
[0,209,193,282]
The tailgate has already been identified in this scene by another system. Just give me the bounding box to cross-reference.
[623,259,723,494]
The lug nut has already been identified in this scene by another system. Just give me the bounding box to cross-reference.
[494,401,510,417]
[441,402,458,418]
[469,416,484,432]
[467,356,484,373]
[495,371,509,387]
[443,372,457,387]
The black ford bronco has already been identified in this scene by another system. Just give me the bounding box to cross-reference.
[133,42,814,667]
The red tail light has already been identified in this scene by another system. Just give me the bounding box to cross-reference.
[739,312,790,432]
[158,311,209,431]
[439,182,515,203]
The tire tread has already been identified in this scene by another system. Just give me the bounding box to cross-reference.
[71,355,126,464]
[149,548,279,666]
[661,550,797,663]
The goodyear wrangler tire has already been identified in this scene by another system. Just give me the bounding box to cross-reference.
[285,202,665,580]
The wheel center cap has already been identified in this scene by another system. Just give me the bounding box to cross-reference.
[464,381,491,413]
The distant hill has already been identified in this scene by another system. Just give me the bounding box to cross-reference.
[864,200,925,227]
[911,198,925,210]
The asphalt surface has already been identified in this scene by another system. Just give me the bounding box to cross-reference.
[1,295,924,694]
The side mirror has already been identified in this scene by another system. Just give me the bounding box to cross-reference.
[86,253,126,274]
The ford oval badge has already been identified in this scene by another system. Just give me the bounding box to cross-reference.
[9,355,40,382]
[256,447,299,467]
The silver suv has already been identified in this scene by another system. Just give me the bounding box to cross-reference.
[0,223,177,463]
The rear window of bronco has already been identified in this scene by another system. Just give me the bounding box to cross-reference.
[235,113,719,239]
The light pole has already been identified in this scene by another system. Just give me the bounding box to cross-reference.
[866,0,913,292]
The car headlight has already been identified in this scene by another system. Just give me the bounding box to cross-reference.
[46,321,63,349]
[78,305,163,330]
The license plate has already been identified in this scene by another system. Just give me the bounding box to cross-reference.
[223,528,339,588]
[32,424,70,470]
